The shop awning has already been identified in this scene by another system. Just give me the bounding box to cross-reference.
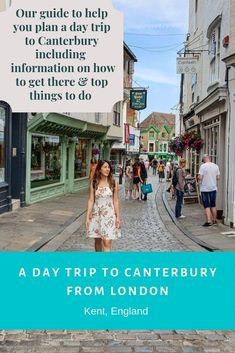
[28,113,109,138]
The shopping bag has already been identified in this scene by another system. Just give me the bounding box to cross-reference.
[141,183,153,194]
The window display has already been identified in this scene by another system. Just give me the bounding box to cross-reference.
[31,134,61,188]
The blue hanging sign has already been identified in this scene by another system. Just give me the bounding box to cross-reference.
[130,89,147,110]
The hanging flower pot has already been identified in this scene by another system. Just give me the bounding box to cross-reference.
[169,131,204,156]
[169,136,186,156]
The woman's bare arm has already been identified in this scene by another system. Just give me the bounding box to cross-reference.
[113,181,121,228]
[85,182,95,230]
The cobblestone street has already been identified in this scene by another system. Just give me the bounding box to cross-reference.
[1,330,235,353]
[57,181,191,252]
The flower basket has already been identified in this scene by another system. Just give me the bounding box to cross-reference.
[169,137,186,156]
[169,132,204,156]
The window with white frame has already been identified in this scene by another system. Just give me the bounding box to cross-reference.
[191,73,197,103]
[113,102,121,126]
[209,26,221,84]
[203,118,220,164]
[95,113,100,123]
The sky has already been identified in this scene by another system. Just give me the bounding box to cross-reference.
[112,0,189,121]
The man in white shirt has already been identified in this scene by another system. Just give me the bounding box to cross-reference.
[198,155,220,227]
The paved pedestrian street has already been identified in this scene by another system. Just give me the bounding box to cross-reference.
[57,181,192,252]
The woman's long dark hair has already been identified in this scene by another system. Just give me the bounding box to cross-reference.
[93,160,115,190]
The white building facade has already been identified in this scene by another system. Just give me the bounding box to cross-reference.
[182,0,235,226]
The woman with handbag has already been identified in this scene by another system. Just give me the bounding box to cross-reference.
[85,160,121,252]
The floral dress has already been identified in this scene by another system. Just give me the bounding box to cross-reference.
[87,186,121,240]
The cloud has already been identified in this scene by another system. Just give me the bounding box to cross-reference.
[134,67,178,86]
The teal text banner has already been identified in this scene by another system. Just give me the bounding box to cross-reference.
[0,252,235,329]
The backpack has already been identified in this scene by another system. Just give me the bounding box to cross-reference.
[172,168,179,188]
[158,164,164,172]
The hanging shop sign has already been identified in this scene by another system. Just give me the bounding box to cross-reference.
[176,57,198,74]
[124,123,130,144]
[129,134,135,146]
[130,89,147,110]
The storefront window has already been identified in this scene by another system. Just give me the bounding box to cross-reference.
[203,119,219,164]
[0,107,5,182]
[31,134,61,188]
[113,102,121,126]
[74,139,88,178]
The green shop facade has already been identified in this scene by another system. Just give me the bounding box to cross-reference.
[140,125,176,161]
[26,113,110,204]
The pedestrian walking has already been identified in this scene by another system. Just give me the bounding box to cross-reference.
[140,158,148,201]
[132,159,143,200]
[151,158,158,175]
[198,155,220,226]
[118,164,123,184]
[165,159,172,181]
[124,160,133,200]
[174,158,186,219]
[158,161,165,183]
[144,159,150,170]
[85,160,121,252]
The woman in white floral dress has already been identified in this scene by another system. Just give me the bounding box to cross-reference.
[85,160,121,252]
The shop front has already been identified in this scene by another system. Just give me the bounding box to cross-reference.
[195,87,227,218]
[26,113,108,204]
[0,101,27,214]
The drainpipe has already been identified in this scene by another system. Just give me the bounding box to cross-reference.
[179,73,184,134]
